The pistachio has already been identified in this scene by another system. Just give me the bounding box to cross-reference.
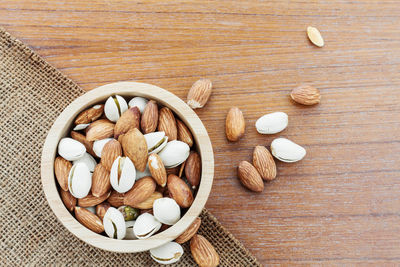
[124,220,137,240]
[58,137,86,161]
[150,241,184,265]
[103,207,126,239]
[73,152,96,172]
[153,197,181,225]
[84,206,96,214]
[110,156,136,193]
[136,163,151,180]
[73,123,90,131]
[133,213,162,239]
[104,95,128,122]
[68,162,92,199]
[92,138,113,158]
[128,96,148,113]
[158,140,190,168]
[144,131,168,154]
[271,138,306,162]
[255,112,288,134]
[118,205,139,221]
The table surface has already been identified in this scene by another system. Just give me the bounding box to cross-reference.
[3,1,400,265]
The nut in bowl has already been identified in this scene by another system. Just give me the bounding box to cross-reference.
[41,82,214,253]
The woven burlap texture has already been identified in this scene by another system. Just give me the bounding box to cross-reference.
[0,28,261,266]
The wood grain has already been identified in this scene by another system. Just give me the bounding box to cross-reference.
[3,0,400,265]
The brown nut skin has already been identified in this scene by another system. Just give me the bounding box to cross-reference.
[167,174,194,208]
[74,104,104,125]
[78,191,111,207]
[100,139,122,171]
[177,119,193,147]
[74,207,104,233]
[119,128,148,172]
[107,190,125,207]
[290,84,321,105]
[114,107,141,139]
[190,234,220,267]
[175,217,201,244]
[141,100,158,134]
[135,191,163,210]
[96,202,110,220]
[185,151,201,189]
[91,164,111,197]
[225,107,245,142]
[253,145,277,181]
[187,78,212,109]
[54,156,71,191]
[70,131,96,157]
[60,189,76,212]
[158,107,177,141]
[237,161,264,192]
[148,153,167,187]
[86,119,115,141]
[124,177,156,207]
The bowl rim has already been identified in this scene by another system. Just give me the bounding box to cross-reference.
[41,81,214,253]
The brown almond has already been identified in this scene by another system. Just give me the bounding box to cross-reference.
[124,177,156,207]
[91,164,111,197]
[135,191,163,209]
[237,161,264,192]
[148,153,167,187]
[107,190,125,207]
[100,139,122,171]
[78,191,111,207]
[166,166,180,176]
[167,174,194,208]
[290,84,321,105]
[54,156,72,191]
[60,189,76,212]
[185,151,201,189]
[70,131,96,157]
[253,146,276,181]
[190,234,220,267]
[225,107,245,142]
[114,107,141,139]
[96,202,110,220]
[175,217,201,244]
[119,128,148,172]
[74,104,104,125]
[74,206,104,233]
[187,78,212,109]
[86,119,115,141]
[141,100,158,134]
[178,161,186,178]
[158,107,177,141]
[177,119,193,147]
[140,209,153,215]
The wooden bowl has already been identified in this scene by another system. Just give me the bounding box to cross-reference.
[41,82,214,253]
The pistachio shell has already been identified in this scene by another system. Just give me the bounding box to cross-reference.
[58,137,86,161]
[68,162,92,199]
[73,123,90,131]
[271,138,306,162]
[73,152,96,172]
[144,131,168,154]
[133,213,161,239]
[150,241,184,265]
[128,96,148,113]
[84,206,96,214]
[92,138,113,158]
[124,220,137,240]
[136,163,151,180]
[153,197,181,225]
[103,207,126,239]
[104,95,128,122]
[110,156,136,193]
[158,141,190,168]
[255,112,288,134]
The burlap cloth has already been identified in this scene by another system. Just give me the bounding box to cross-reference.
[0,28,261,266]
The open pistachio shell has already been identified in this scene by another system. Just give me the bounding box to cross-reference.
[58,137,86,161]
[133,213,161,239]
[73,123,90,131]
[153,197,181,225]
[144,131,168,154]
[73,152,96,172]
[158,140,190,168]
[110,156,136,193]
[150,241,184,265]
[136,163,151,180]
[68,162,92,199]
[255,112,288,134]
[103,207,126,239]
[92,138,113,158]
[271,138,306,162]
[124,220,137,240]
[104,95,128,122]
[128,96,148,113]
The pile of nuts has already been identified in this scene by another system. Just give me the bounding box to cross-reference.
[55,80,219,266]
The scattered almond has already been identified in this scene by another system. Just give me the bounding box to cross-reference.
[74,104,104,125]
[187,78,212,109]
[74,206,104,233]
[124,177,156,207]
[307,26,324,47]
[175,217,201,244]
[114,107,141,139]
[158,107,177,141]
[291,84,321,105]
[100,139,122,170]
[253,146,276,181]
[148,153,167,187]
[141,100,158,134]
[177,119,194,147]
[225,107,245,142]
[167,174,194,208]
[185,151,201,189]
[237,161,264,192]
[91,164,111,197]
[190,234,220,267]
[86,119,115,141]
[54,156,71,191]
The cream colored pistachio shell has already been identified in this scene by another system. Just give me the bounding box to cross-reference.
[104,95,128,122]
[133,213,162,239]
[92,138,113,158]
[158,140,190,168]
[153,197,181,225]
[84,206,96,214]
[124,220,137,240]
[150,241,184,265]
[68,162,92,199]
[128,96,148,113]
[103,207,126,239]
[73,123,90,131]
[58,137,86,161]
[136,163,151,180]
[255,112,288,134]
[144,131,168,154]
[110,156,136,193]
[73,152,96,172]
[271,138,306,162]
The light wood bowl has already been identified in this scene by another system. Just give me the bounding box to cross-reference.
[41,82,214,253]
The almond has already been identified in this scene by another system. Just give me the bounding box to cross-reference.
[166,165,180,176]
[78,191,111,207]
[54,156,72,191]
[70,131,96,157]
[253,146,277,181]
[96,202,110,220]
[290,84,321,105]
[185,151,201,189]
[86,119,115,141]
[178,161,185,178]
[177,119,193,147]
[158,107,177,141]
[187,78,212,109]
[175,217,201,244]
[60,189,76,212]
[148,153,167,187]
[74,206,104,233]
[100,139,122,170]
[307,26,324,47]
[190,234,220,267]
[140,209,153,215]
[119,128,148,172]
[114,107,141,139]
[124,177,156,207]
[237,161,264,192]
[141,100,158,134]
[135,191,163,209]
[167,174,194,208]
[225,107,245,142]
[91,164,111,197]
[107,190,125,207]
[74,104,104,125]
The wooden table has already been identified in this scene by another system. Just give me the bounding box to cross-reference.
[3,1,400,265]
